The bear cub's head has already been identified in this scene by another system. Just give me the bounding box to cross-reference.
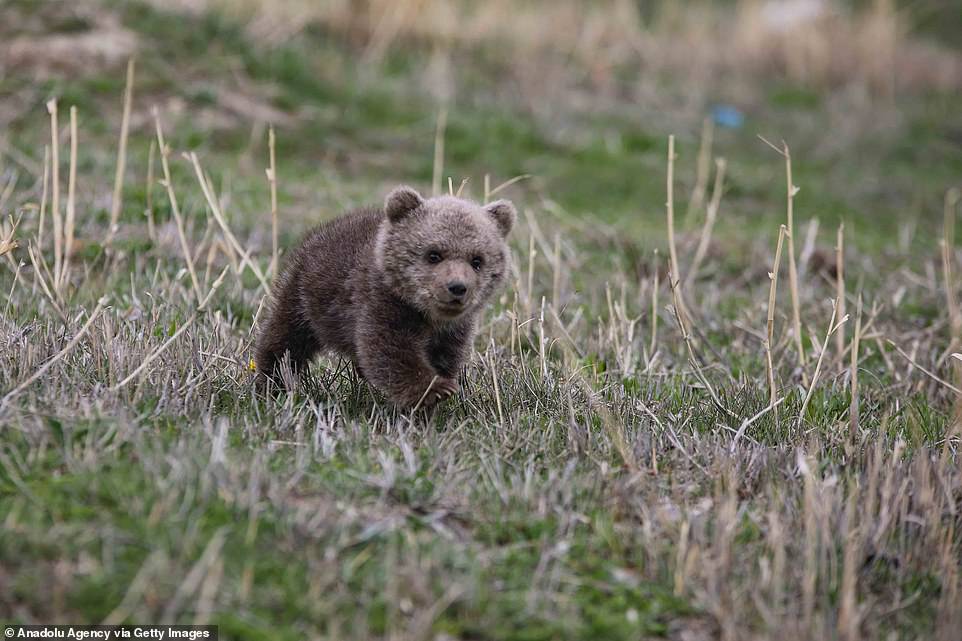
[376,185,516,322]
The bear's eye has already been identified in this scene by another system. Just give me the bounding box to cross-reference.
[470,256,484,271]
[427,251,443,264]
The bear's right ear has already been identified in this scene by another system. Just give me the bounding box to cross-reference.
[385,186,424,223]
[484,199,516,238]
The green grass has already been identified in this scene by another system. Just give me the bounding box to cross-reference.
[2,1,962,639]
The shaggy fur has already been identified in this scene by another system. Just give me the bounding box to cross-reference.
[255,186,516,407]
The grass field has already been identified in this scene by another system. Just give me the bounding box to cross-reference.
[2,1,962,639]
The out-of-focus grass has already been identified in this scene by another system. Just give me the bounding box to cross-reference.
[1,1,962,640]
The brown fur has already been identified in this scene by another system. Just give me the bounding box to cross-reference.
[255,186,515,407]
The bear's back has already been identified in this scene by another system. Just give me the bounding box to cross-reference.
[295,207,385,354]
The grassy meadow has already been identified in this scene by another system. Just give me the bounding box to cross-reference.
[2,0,962,639]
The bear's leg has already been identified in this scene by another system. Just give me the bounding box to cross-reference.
[356,328,457,408]
[427,321,474,379]
[255,305,321,392]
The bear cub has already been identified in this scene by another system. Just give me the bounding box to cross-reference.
[255,185,516,407]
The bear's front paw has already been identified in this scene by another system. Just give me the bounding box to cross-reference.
[417,376,459,408]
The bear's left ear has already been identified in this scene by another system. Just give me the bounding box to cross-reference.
[385,185,424,223]
[484,199,516,238]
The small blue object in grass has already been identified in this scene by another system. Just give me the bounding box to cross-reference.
[711,104,745,129]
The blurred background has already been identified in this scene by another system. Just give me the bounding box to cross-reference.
[1,0,961,259]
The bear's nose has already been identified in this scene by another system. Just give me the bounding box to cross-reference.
[447,282,467,298]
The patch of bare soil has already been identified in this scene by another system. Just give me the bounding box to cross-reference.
[0,1,138,78]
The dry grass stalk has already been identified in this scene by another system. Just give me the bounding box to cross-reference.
[47,99,62,289]
[3,260,22,318]
[551,231,561,308]
[782,142,806,377]
[0,214,22,303]
[665,135,689,325]
[943,189,961,342]
[107,58,135,245]
[849,293,863,437]
[674,519,690,596]
[525,232,536,322]
[730,396,786,452]
[798,451,818,632]
[145,140,156,242]
[153,109,204,305]
[784,143,805,371]
[411,375,442,413]
[37,145,49,251]
[487,174,531,199]
[766,225,788,408]
[267,125,279,280]
[26,242,65,321]
[538,296,547,379]
[59,105,78,292]
[686,158,726,290]
[797,297,847,429]
[187,151,270,290]
[944,196,961,335]
[835,223,846,357]
[0,214,20,259]
[0,176,13,214]
[0,296,108,411]
[648,249,659,362]
[685,117,715,222]
[669,268,734,420]
[431,104,447,197]
[837,488,860,641]
[944,188,962,430]
[890,340,962,395]
[762,137,807,373]
[488,347,504,427]
[766,508,786,615]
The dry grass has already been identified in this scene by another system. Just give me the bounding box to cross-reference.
[152,0,962,94]
[1,3,961,638]
[3,83,961,638]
